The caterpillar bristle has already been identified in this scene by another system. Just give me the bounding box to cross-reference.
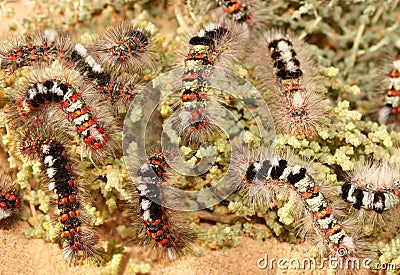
[176,20,247,71]
[61,226,103,266]
[101,74,144,108]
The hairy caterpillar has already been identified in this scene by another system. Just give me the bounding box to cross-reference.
[93,22,156,75]
[9,67,116,160]
[251,31,326,138]
[179,0,268,32]
[0,175,21,227]
[233,151,358,262]
[19,129,101,264]
[0,30,72,72]
[133,151,193,259]
[378,41,400,130]
[171,21,247,143]
[341,162,400,228]
[213,0,254,25]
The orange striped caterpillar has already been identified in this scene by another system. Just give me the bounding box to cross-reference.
[251,31,326,138]
[213,0,254,25]
[93,22,155,75]
[0,175,21,227]
[134,152,192,259]
[204,0,271,31]
[20,129,101,264]
[173,21,246,142]
[235,153,358,262]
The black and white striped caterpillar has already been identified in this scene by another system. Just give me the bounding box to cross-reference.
[341,162,400,228]
[133,151,192,259]
[20,129,101,264]
[9,67,116,161]
[235,153,358,261]
[251,31,326,138]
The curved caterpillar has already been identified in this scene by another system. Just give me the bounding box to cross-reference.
[135,152,192,259]
[0,176,21,227]
[0,30,72,72]
[235,153,358,261]
[251,31,326,138]
[20,129,101,264]
[9,67,115,160]
[378,41,400,130]
[341,162,400,228]
[173,22,246,142]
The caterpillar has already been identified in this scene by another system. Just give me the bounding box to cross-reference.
[341,162,400,228]
[213,0,254,25]
[0,30,72,72]
[378,40,400,130]
[69,42,144,107]
[9,67,116,160]
[134,151,192,259]
[0,175,21,227]
[93,22,156,75]
[234,152,358,262]
[69,43,110,87]
[19,129,101,264]
[251,31,326,138]
[171,21,247,143]
[180,0,268,32]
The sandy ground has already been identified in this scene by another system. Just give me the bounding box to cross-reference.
[1,222,332,275]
